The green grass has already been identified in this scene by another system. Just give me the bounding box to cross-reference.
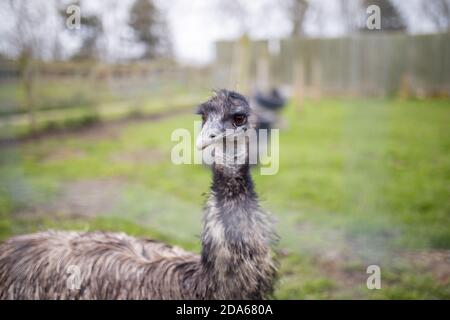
[0,79,209,139]
[0,97,449,299]
[0,79,101,115]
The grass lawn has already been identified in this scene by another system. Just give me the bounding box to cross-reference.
[0,78,209,139]
[0,97,449,299]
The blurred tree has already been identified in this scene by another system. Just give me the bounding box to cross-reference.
[285,0,310,37]
[360,0,406,32]
[5,0,51,132]
[217,0,249,35]
[339,0,363,34]
[57,1,104,61]
[72,14,103,61]
[128,0,170,59]
[421,0,450,32]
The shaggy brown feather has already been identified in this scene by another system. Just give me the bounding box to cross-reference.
[0,90,278,300]
[0,231,200,299]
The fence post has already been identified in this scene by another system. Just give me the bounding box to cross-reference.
[312,59,322,100]
[256,46,270,92]
[293,60,305,112]
[230,34,251,95]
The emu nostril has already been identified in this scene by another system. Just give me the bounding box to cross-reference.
[209,134,216,139]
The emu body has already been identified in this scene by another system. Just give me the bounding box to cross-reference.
[0,90,278,299]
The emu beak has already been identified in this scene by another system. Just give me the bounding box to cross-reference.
[196,121,223,150]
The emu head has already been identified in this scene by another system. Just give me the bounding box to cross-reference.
[196,90,253,155]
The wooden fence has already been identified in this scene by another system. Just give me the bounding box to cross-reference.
[214,32,450,97]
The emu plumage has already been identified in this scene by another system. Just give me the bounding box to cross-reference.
[0,90,278,299]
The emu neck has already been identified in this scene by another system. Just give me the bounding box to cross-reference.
[210,141,256,206]
[198,152,276,299]
[212,163,255,203]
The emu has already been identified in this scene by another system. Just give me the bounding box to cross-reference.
[0,90,278,300]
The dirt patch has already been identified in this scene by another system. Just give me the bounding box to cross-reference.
[0,106,190,148]
[313,249,368,291]
[18,178,125,218]
[292,221,450,289]
[42,147,86,163]
[398,250,450,285]
[312,246,450,291]
[72,123,121,142]
[110,149,165,165]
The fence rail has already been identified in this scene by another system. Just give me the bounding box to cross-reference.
[214,32,450,97]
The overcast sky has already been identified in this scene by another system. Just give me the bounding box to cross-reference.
[98,0,445,65]
[0,0,443,65]
[164,0,340,65]
[167,0,439,65]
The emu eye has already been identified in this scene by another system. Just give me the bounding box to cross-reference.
[201,113,206,123]
[233,114,247,127]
